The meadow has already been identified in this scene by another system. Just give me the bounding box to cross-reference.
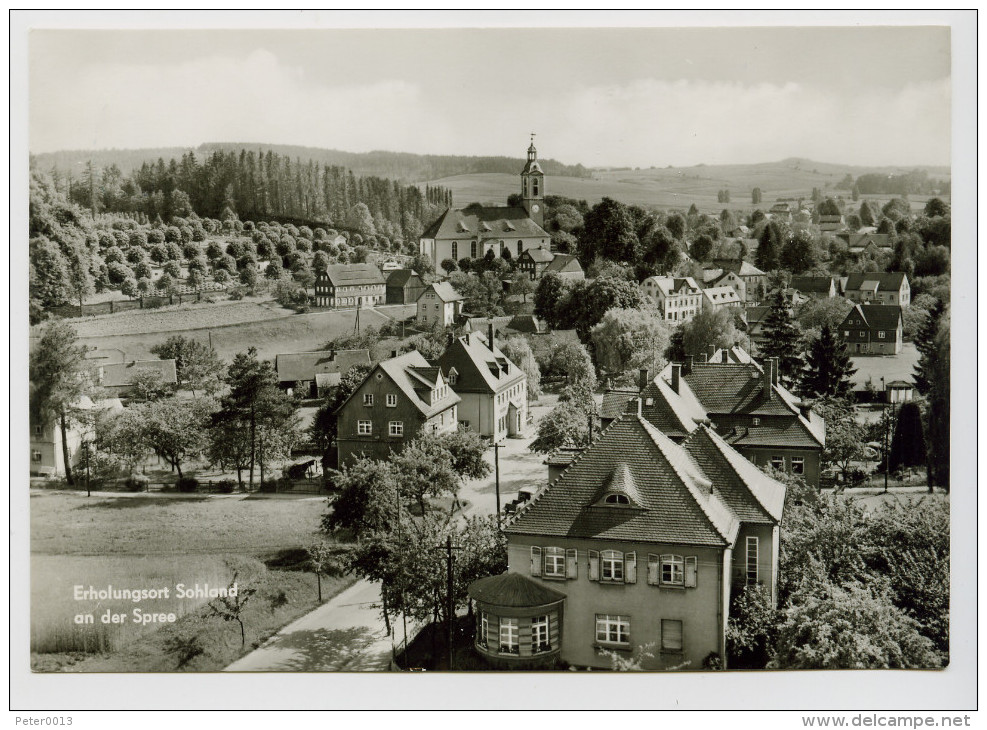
[30,491,353,671]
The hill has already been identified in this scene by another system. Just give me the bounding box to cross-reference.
[426,159,951,212]
[31,143,591,183]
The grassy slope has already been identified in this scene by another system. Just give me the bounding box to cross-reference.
[425,159,949,213]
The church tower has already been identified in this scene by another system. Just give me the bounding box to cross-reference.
[520,134,545,228]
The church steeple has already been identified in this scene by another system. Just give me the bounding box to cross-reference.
[520,133,544,228]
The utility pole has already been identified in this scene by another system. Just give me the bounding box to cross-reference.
[354,306,361,334]
[492,441,501,529]
[436,536,462,670]
[84,441,91,498]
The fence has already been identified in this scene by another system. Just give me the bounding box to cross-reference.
[49,288,226,319]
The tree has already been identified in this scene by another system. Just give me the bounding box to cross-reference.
[575,276,642,336]
[151,335,224,396]
[29,237,71,309]
[726,584,776,669]
[440,258,457,275]
[755,221,783,271]
[127,368,172,402]
[140,397,212,477]
[346,202,376,237]
[546,340,596,391]
[795,296,853,333]
[888,402,926,473]
[529,401,590,453]
[924,198,950,218]
[65,245,95,309]
[433,428,491,484]
[779,229,818,274]
[590,307,670,378]
[813,398,865,485]
[913,298,945,396]
[29,320,93,485]
[324,456,403,537]
[306,541,346,603]
[579,197,638,263]
[679,308,737,359]
[207,562,259,649]
[752,187,762,205]
[759,289,804,384]
[639,224,679,276]
[799,324,856,400]
[391,437,460,515]
[507,272,534,304]
[859,200,878,227]
[689,234,714,262]
[924,310,949,490]
[498,336,541,401]
[533,272,568,328]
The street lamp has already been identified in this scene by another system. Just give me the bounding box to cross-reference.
[882,379,910,494]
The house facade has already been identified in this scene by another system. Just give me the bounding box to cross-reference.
[30,396,123,477]
[701,269,747,303]
[706,259,768,303]
[843,272,911,308]
[839,304,904,355]
[437,326,528,439]
[385,269,426,305]
[517,247,555,280]
[314,263,386,308]
[274,349,371,399]
[789,276,839,300]
[640,276,703,323]
[543,253,584,281]
[335,351,460,466]
[470,415,786,670]
[417,281,464,328]
[701,285,742,311]
[419,138,551,264]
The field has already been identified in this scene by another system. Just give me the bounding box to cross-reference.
[52,302,415,363]
[30,491,352,671]
[425,158,949,213]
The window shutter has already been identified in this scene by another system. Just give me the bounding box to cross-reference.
[685,556,698,588]
[565,548,578,579]
[625,552,637,583]
[588,550,600,581]
[647,554,659,585]
[530,546,542,576]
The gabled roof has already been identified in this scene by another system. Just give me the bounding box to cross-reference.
[346,350,460,419]
[505,315,549,335]
[844,272,908,292]
[322,263,386,287]
[790,276,837,294]
[544,254,583,275]
[437,331,526,394]
[744,306,772,326]
[843,304,903,331]
[421,206,550,241]
[420,281,463,303]
[507,416,740,547]
[601,388,640,421]
[641,276,701,297]
[385,269,422,288]
[702,286,741,305]
[468,572,566,608]
[710,259,766,277]
[709,347,754,364]
[839,233,893,250]
[99,359,177,388]
[591,463,644,506]
[275,349,370,383]
[682,363,791,417]
[520,246,554,263]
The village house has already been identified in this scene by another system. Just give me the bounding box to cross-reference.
[640,276,703,323]
[741,306,772,351]
[700,269,747,303]
[419,137,551,264]
[385,269,426,305]
[837,232,893,256]
[274,349,371,399]
[517,247,555,280]
[843,272,911,308]
[605,354,826,488]
[417,281,464,328]
[334,350,460,466]
[817,214,844,233]
[97,359,178,399]
[789,276,839,300]
[706,259,768,302]
[30,395,124,477]
[437,325,528,439]
[838,304,904,355]
[701,285,743,311]
[769,202,792,220]
[314,263,386,308]
[468,412,787,669]
[542,253,584,281]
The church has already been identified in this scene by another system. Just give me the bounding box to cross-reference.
[418,137,552,264]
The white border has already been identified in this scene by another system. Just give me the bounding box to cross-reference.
[9,9,978,714]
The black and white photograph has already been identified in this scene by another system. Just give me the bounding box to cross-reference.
[11,9,977,715]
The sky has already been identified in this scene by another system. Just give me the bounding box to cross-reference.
[28,22,952,168]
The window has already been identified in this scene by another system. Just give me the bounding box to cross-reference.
[661,619,683,653]
[451,241,458,259]
[471,241,477,258]
[532,615,550,653]
[605,494,630,505]
[844,330,850,337]
[533,179,539,196]
[661,555,684,586]
[770,455,784,470]
[746,536,759,585]
[357,420,372,435]
[791,457,805,475]
[595,614,630,645]
[601,550,624,582]
[478,612,489,648]
[499,617,519,654]
[386,394,397,407]
[33,424,42,437]
[752,417,761,426]
[544,547,565,578]
[388,421,404,437]
[878,331,886,339]
[363,394,373,406]
[859,331,866,338]
[32,451,42,463]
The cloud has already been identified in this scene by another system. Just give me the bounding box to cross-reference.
[30,49,950,167]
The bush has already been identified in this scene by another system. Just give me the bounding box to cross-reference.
[227,286,245,301]
[259,480,279,494]
[215,479,237,494]
[176,476,199,493]
[125,474,149,492]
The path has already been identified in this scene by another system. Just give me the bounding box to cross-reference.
[224,579,394,672]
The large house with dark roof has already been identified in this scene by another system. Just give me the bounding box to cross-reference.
[468,413,787,669]
[605,355,826,488]
[838,304,904,355]
[314,263,386,308]
[335,350,460,466]
[385,269,426,305]
[274,349,371,398]
[789,275,839,300]
[419,137,551,264]
[843,272,910,308]
[437,325,528,439]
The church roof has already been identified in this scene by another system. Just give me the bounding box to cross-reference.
[421,206,549,241]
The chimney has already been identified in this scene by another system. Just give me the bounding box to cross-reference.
[684,354,694,375]
[762,360,772,395]
[636,397,643,416]
[770,357,779,386]
[391,350,398,359]
[700,352,708,364]
[638,368,649,391]
[722,349,729,363]
[671,363,681,394]
[487,322,495,351]
[446,331,455,347]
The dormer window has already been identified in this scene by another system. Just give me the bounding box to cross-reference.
[605,494,630,505]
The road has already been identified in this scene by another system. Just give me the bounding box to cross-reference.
[224,578,395,672]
